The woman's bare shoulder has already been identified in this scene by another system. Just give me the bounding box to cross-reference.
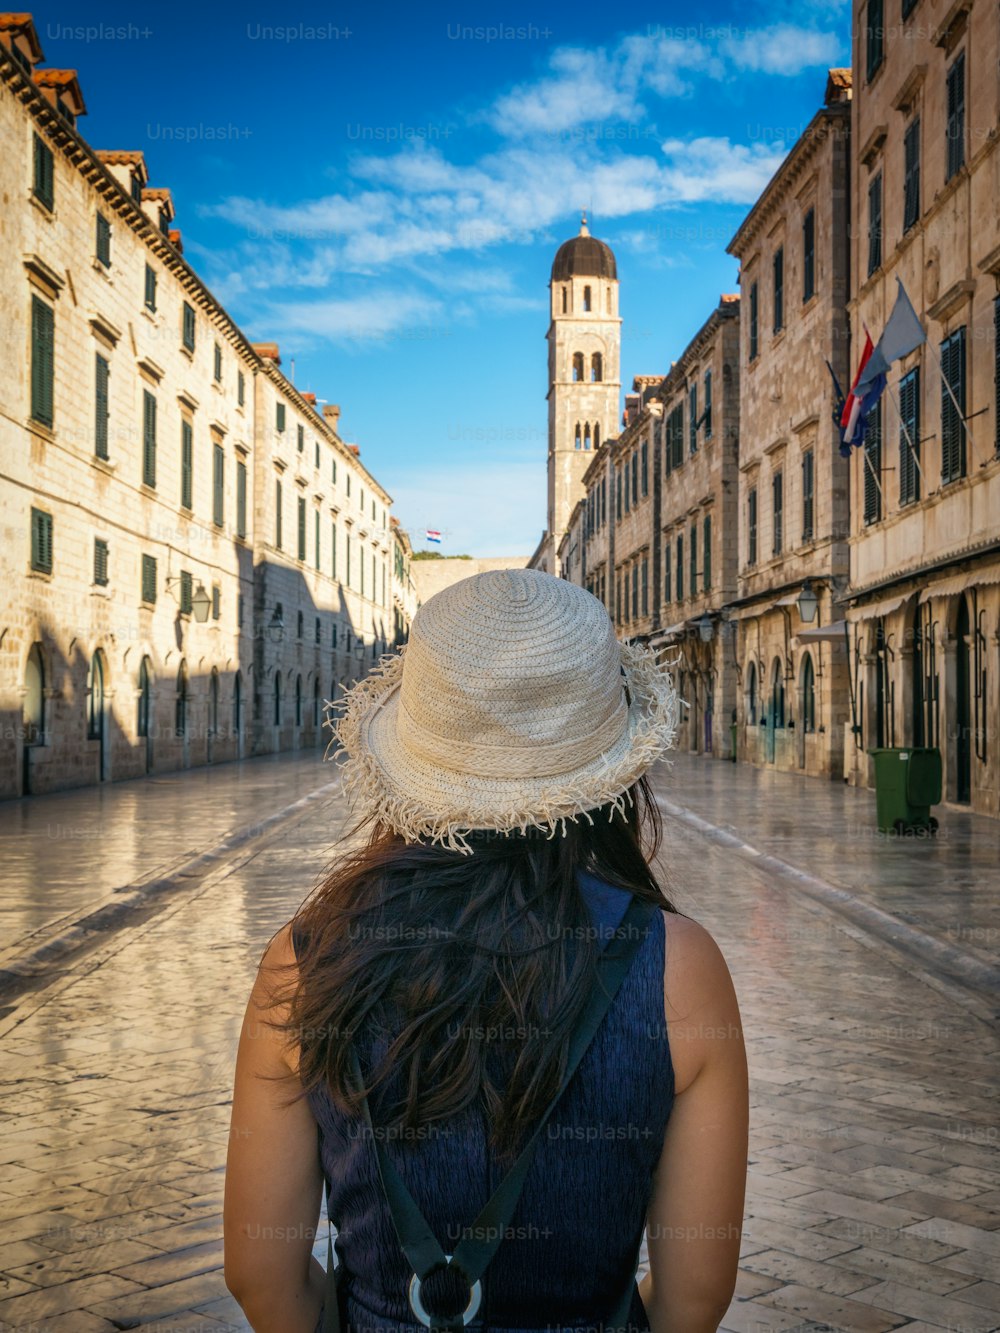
[660,912,743,1096]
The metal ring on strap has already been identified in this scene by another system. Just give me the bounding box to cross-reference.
[407,1257,482,1327]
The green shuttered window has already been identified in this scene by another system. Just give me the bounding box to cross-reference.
[33,134,54,210]
[30,295,55,428]
[142,390,157,487]
[95,354,110,459]
[213,443,225,526]
[30,507,53,573]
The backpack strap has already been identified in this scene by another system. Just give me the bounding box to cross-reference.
[341,894,657,1331]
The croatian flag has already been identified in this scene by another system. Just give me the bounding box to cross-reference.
[425,529,442,544]
[839,331,886,457]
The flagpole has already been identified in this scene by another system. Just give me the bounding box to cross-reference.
[885,380,924,485]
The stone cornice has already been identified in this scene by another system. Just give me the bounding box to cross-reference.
[727,103,849,259]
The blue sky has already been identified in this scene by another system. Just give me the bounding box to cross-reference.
[40,0,851,556]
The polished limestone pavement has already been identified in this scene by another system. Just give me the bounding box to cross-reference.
[0,752,996,1331]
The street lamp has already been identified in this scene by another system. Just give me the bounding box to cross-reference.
[268,606,285,643]
[697,613,714,643]
[797,579,819,623]
[191,582,211,623]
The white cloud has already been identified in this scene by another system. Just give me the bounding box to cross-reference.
[390,459,546,557]
[260,292,444,345]
[720,23,843,74]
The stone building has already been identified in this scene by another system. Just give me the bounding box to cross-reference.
[249,347,395,758]
[532,214,621,575]
[0,15,410,797]
[846,0,1000,814]
[650,297,742,758]
[608,380,660,643]
[726,70,854,780]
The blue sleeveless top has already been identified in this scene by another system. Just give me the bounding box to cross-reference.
[294,870,674,1332]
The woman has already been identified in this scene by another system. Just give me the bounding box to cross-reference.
[224,569,748,1332]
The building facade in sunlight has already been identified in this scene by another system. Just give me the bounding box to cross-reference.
[845,0,1000,815]
[531,214,621,576]
[0,14,414,798]
[557,44,998,817]
[726,69,854,782]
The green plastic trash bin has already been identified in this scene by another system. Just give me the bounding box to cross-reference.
[867,746,942,836]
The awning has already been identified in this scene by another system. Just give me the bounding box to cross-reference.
[796,620,847,642]
[649,621,689,647]
[846,593,910,622]
[774,593,801,606]
[918,566,1000,603]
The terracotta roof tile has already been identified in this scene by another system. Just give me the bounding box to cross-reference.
[95,149,146,166]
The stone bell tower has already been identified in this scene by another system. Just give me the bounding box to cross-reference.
[545,213,621,575]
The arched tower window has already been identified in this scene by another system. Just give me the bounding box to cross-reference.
[561,286,568,313]
[572,352,584,382]
[209,668,219,737]
[606,286,612,313]
[584,424,592,451]
[770,658,785,728]
[594,423,601,449]
[295,673,303,726]
[591,353,603,383]
[747,662,758,724]
[583,285,592,312]
[574,423,582,451]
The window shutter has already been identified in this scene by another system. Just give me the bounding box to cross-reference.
[297,424,304,452]
[33,134,54,210]
[946,52,965,181]
[689,382,698,452]
[236,459,247,537]
[904,120,920,232]
[704,369,713,437]
[773,247,784,333]
[31,507,53,573]
[802,451,814,540]
[181,420,193,509]
[180,569,193,615]
[748,488,758,566]
[214,344,222,381]
[703,515,712,590]
[864,399,883,523]
[182,302,196,350]
[331,521,337,578]
[772,472,783,553]
[898,368,920,504]
[867,174,882,276]
[142,390,157,487]
[94,537,109,585]
[690,524,697,592]
[30,295,54,427]
[995,298,1000,456]
[95,354,110,459]
[144,264,157,311]
[96,213,111,266]
[866,0,884,80]
[315,509,321,570]
[238,369,245,406]
[749,282,759,359]
[941,329,966,482]
[275,479,283,548]
[676,535,683,602]
[664,542,671,602]
[213,442,224,526]
[142,553,157,603]
[212,585,221,620]
[297,495,306,560]
[276,402,286,433]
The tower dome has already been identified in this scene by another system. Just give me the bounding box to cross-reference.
[550,212,617,283]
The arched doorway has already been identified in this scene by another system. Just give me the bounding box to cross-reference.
[175,661,189,766]
[233,672,244,759]
[87,650,109,781]
[313,678,320,739]
[138,656,153,773]
[208,668,219,762]
[799,653,815,770]
[765,658,784,764]
[23,643,46,795]
[295,673,303,731]
[955,595,971,803]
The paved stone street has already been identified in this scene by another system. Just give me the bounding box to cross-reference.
[0,752,998,1331]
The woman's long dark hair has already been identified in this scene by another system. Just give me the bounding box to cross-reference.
[261,773,676,1160]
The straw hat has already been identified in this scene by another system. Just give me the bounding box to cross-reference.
[326,568,678,854]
